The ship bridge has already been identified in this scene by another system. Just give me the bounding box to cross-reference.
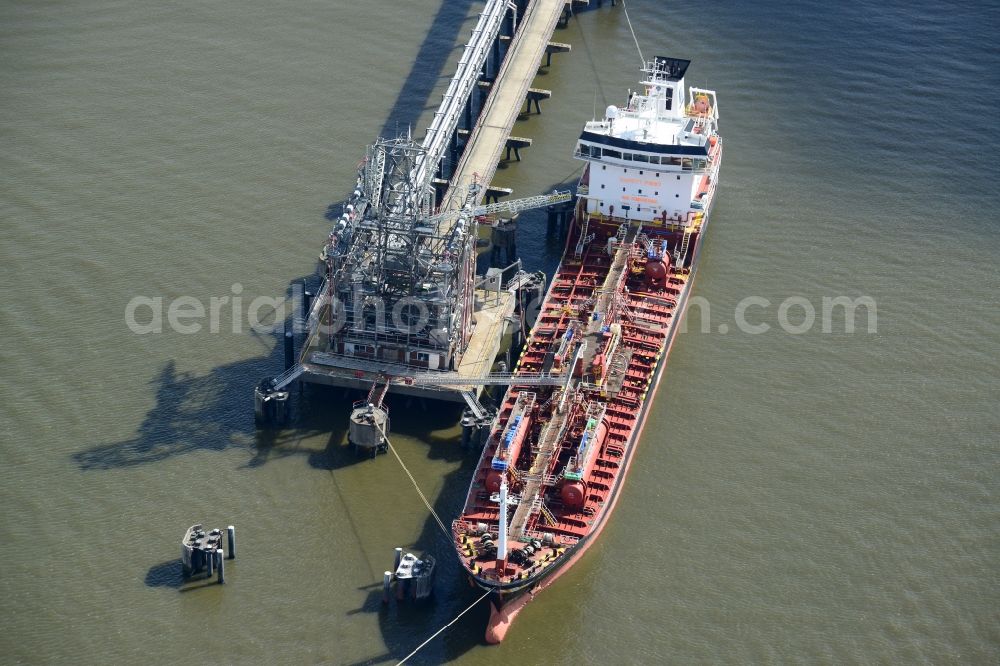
[569,56,721,226]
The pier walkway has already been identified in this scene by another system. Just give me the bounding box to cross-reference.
[445,0,567,211]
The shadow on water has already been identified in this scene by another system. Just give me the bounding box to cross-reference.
[325,0,476,222]
[73,355,270,471]
[378,0,477,141]
[71,275,331,472]
[145,559,184,589]
[368,454,491,663]
[74,0,505,471]
[359,171,588,662]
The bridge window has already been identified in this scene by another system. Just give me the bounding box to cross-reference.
[604,149,621,159]
[416,352,430,362]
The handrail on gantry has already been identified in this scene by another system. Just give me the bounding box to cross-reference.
[410,0,511,199]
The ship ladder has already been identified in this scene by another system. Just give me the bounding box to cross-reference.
[574,216,591,258]
[538,501,558,527]
[675,226,693,265]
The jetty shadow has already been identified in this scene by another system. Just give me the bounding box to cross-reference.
[72,275,335,471]
[389,395,467,458]
[325,0,477,221]
[300,384,367,471]
[378,0,477,140]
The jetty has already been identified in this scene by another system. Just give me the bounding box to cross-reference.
[256,0,614,430]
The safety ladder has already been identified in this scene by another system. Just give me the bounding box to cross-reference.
[675,226,693,265]
[538,501,558,527]
[574,216,591,258]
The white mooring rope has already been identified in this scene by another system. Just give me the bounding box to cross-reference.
[375,422,495,665]
[376,422,451,539]
[396,588,493,665]
[619,0,645,67]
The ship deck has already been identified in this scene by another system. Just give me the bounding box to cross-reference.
[453,209,694,584]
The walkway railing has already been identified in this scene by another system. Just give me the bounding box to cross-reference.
[412,0,510,199]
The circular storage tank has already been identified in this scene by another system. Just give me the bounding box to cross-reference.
[645,259,668,285]
[560,481,586,509]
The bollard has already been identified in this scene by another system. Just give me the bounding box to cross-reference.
[382,571,392,604]
[206,548,214,577]
[393,547,403,572]
[227,526,236,559]
[216,548,225,584]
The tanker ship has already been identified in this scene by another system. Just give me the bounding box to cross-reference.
[450,56,722,642]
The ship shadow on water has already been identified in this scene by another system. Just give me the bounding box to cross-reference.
[368,455,493,662]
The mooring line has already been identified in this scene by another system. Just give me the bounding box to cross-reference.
[377,423,451,539]
[397,588,492,665]
[620,0,645,67]
[376,425,496,664]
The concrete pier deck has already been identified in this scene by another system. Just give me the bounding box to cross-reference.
[445,0,567,211]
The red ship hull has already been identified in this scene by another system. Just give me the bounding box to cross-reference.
[452,59,723,641]
[484,196,715,642]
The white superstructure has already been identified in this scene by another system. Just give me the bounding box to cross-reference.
[574,57,721,225]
